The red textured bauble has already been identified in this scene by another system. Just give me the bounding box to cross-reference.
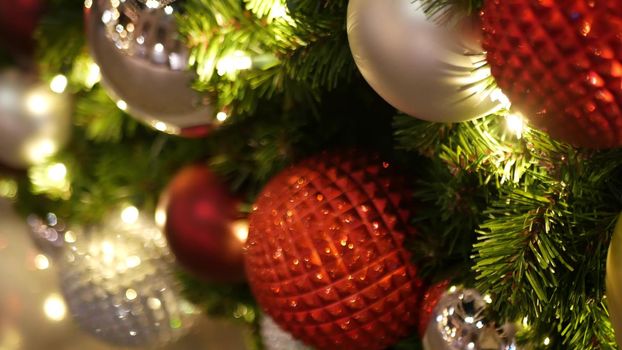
[416,280,450,337]
[0,0,44,53]
[482,0,622,148]
[160,165,246,283]
[245,151,425,350]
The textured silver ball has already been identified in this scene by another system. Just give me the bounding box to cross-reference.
[0,69,71,168]
[58,211,197,347]
[260,316,310,350]
[347,0,502,122]
[423,288,518,350]
[85,0,216,137]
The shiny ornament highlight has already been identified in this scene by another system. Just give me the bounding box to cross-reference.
[0,69,71,169]
[159,165,246,283]
[84,0,216,137]
[482,0,622,148]
[245,150,424,350]
[260,316,310,350]
[57,211,196,347]
[607,214,622,347]
[347,0,501,123]
[422,288,518,350]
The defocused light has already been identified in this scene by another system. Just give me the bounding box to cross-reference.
[155,207,167,227]
[522,316,529,327]
[34,254,50,270]
[506,112,526,138]
[544,337,551,346]
[43,294,66,321]
[116,100,128,111]
[271,3,288,18]
[154,121,167,132]
[125,289,138,300]
[491,88,512,109]
[145,0,160,8]
[50,75,68,94]
[216,111,228,122]
[164,5,173,15]
[126,255,141,268]
[47,163,67,182]
[64,231,77,243]
[217,51,253,76]
[86,62,101,88]
[25,138,58,164]
[232,220,249,243]
[148,297,162,310]
[121,206,139,224]
[29,162,71,199]
[25,92,51,116]
[483,294,493,304]
[84,0,93,9]
[154,43,164,53]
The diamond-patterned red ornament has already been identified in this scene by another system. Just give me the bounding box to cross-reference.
[417,280,450,337]
[244,151,424,350]
[482,0,622,148]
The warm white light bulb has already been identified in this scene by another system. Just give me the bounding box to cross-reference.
[506,112,525,138]
[50,75,68,94]
[121,206,139,224]
[43,294,67,321]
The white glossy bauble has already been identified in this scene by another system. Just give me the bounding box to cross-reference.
[0,69,71,168]
[347,0,502,122]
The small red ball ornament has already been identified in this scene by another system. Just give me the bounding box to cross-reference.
[0,0,44,53]
[245,151,424,350]
[417,280,451,337]
[482,0,622,148]
[159,165,246,283]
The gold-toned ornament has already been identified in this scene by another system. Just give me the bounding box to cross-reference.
[606,213,622,346]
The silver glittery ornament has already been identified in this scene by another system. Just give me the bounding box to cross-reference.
[0,69,71,168]
[423,288,518,350]
[347,0,503,122]
[85,0,216,137]
[57,210,197,347]
[260,316,310,350]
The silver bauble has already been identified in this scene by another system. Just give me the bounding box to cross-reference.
[58,210,197,347]
[260,316,310,350]
[423,288,518,350]
[0,69,71,168]
[347,0,502,123]
[85,0,216,137]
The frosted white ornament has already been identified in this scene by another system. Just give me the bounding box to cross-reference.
[347,0,502,122]
[0,69,71,168]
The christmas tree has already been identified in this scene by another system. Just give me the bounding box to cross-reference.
[1,0,621,349]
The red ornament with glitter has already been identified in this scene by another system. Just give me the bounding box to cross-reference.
[159,165,246,283]
[481,0,622,148]
[244,151,424,350]
[417,280,451,337]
